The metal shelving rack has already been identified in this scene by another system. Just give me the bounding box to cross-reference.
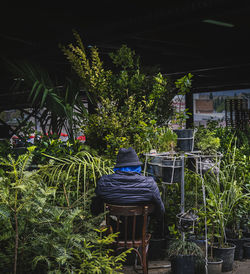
[144,150,223,274]
[144,152,187,240]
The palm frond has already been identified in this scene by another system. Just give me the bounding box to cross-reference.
[39,151,113,201]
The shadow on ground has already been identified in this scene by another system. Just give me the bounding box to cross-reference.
[122,259,250,274]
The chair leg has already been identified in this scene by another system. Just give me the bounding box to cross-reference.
[146,245,149,273]
[142,245,148,274]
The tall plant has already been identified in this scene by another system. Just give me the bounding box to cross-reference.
[195,126,220,155]
[61,31,193,156]
[6,60,87,140]
[204,147,250,249]
[0,146,39,273]
[0,149,129,273]
[30,192,130,273]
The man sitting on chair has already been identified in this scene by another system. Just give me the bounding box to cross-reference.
[93,147,165,217]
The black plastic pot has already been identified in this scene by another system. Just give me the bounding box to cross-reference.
[227,238,245,260]
[162,159,182,183]
[188,236,206,254]
[148,157,162,177]
[207,258,223,274]
[171,255,196,274]
[212,244,236,272]
[148,238,166,260]
[243,231,250,238]
[243,242,250,259]
[174,129,194,152]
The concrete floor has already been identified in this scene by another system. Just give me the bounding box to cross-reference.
[122,259,250,274]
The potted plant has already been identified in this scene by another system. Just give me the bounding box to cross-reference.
[171,105,195,153]
[200,211,223,274]
[161,154,182,184]
[226,200,250,261]
[174,127,196,152]
[144,128,179,260]
[148,218,167,261]
[195,127,220,155]
[176,210,198,233]
[207,257,223,274]
[147,127,182,184]
[169,74,195,153]
[171,107,196,152]
[204,158,250,272]
[192,127,221,175]
[168,239,204,274]
[243,242,250,259]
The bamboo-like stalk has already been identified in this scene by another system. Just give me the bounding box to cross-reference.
[205,155,250,248]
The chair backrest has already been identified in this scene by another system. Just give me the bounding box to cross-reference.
[105,204,154,247]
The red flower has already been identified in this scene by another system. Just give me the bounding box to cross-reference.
[77,135,86,141]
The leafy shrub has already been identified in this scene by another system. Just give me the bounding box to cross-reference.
[0,148,128,273]
[75,229,131,273]
[61,32,193,157]
[195,126,220,154]
[168,239,203,258]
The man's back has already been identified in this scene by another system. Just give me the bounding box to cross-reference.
[95,170,165,215]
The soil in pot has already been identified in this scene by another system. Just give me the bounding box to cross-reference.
[207,258,223,274]
[243,242,250,259]
[212,243,236,272]
[171,254,196,274]
[174,129,194,152]
[162,159,182,183]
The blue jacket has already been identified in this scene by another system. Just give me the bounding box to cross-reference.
[95,171,165,215]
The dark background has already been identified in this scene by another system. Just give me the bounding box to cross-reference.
[1,0,250,109]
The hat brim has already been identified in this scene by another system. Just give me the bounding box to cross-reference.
[114,161,142,168]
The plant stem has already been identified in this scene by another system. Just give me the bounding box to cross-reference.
[211,224,214,259]
[14,210,18,274]
[63,183,70,207]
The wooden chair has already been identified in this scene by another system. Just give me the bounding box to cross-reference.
[105,203,155,274]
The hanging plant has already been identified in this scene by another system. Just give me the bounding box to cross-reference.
[176,210,199,233]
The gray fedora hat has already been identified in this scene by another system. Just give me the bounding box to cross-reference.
[114,147,142,168]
